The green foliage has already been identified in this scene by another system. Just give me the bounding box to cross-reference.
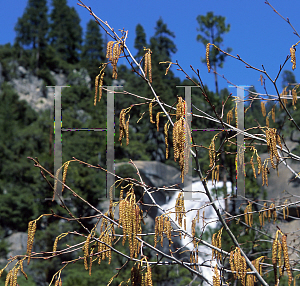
[81,20,106,84]
[134,23,147,59]
[196,11,232,94]
[14,0,49,71]
[196,11,232,68]
[150,17,177,61]
[48,0,82,65]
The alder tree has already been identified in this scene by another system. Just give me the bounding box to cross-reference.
[2,1,300,285]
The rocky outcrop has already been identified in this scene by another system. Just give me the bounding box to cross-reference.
[8,64,91,113]
[0,232,27,272]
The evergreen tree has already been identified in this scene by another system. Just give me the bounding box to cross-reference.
[150,17,177,63]
[14,0,49,72]
[134,23,147,59]
[81,19,106,83]
[196,11,232,95]
[48,0,82,65]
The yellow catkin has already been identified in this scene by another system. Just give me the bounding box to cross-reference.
[282,234,292,285]
[119,108,131,146]
[206,43,211,73]
[209,138,216,168]
[20,259,28,280]
[212,227,223,262]
[213,265,220,286]
[89,248,94,276]
[98,71,105,103]
[26,220,37,265]
[272,231,279,282]
[84,233,91,270]
[144,52,148,78]
[125,117,130,146]
[149,102,155,124]
[164,122,170,159]
[266,116,269,127]
[175,192,186,228]
[261,101,266,117]
[112,43,120,79]
[53,237,59,254]
[61,161,70,193]
[156,112,161,131]
[148,51,152,83]
[227,109,233,125]
[265,166,269,186]
[244,203,253,228]
[94,64,106,106]
[257,156,262,175]
[172,98,191,183]
[290,46,296,70]
[154,217,158,247]
[230,251,236,279]
[250,155,256,178]
[106,41,114,61]
[94,74,100,106]
[292,87,298,105]
[230,247,247,285]
[144,48,152,83]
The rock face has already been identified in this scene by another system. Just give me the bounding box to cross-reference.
[7,64,91,113]
[0,232,28,272]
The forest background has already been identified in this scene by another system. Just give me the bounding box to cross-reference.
[0,0,299,285]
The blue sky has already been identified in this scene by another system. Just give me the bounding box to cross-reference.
[1,0,300,97]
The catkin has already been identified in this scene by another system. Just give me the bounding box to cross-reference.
[164,122,170,159]
[261,101,266,117]
[282,234,292,285]
[227,109,233,125]
[290,46,296,70]
[62,161,70,193]
[156,112,161,131]
[144,48,152,83]
[84,233,91,270]
[213,265,220,286]
[26,220,37,265]
[106,41,114,61]
[172,98,191,182]
[244,202,253,228]
[206,43,211,73]
[175,192,186,228]
[209,137,216,168]
[230,247,247,285]
[292,87,298,105]
[250,155,256,178]
[149,101,155,124]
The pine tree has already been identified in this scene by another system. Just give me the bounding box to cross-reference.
[48,0,82,65]
[196,11,232,95]
[14,0,49,72]
[150,17,177,63]
[134,23,147,59]
[81,19,106,82]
